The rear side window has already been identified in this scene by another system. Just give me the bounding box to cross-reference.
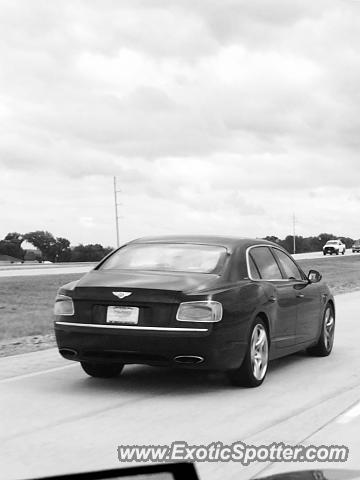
[249,247,282,280]
[272,248,304,281]
[248,255,261,279]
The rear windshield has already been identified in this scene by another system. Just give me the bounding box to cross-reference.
[99,243,227,274]
[326,240,338,245]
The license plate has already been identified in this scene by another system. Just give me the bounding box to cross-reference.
[106,306,139,325]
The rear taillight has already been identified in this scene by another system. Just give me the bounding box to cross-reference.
[54,295,74,316]
[176,301,223,323]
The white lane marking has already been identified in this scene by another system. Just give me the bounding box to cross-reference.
[337,401,360,424]
[0,364,77,383]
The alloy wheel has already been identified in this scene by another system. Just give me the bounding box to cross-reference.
[323,307,335,351]
[250,324,269,381]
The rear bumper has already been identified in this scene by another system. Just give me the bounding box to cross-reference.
[54,321,247,371]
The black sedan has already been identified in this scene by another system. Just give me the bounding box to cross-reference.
[54,236,335,387]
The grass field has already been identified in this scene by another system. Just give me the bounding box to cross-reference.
[0,273,81,341]
[297,255,360,295]
[1,255,360,355]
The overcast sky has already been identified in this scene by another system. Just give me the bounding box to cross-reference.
[1,0,360,247]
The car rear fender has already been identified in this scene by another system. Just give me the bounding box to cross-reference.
[217,281,276,344]
[248,283,277,343]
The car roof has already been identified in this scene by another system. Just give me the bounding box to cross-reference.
[128,235,278,252]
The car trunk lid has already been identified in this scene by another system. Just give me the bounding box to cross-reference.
[71,270,220,328]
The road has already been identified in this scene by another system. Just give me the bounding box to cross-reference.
[293,249,355,260]
[0,250,358,277]
[0,262,96,277]
[0,291,359,480]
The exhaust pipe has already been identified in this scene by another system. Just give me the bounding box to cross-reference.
[59,348,78,359]
[174,355,204,365]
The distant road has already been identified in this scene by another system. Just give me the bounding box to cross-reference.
[0,250,357,277]
[0,262,96,277]
[293,248,356,260]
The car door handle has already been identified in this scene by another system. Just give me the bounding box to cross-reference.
[269,296,277,303]
[296,293,305,298]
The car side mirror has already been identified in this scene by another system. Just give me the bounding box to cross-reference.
[308,269,322,283]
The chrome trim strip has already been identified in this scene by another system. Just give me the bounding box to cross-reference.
[55,321,208,332]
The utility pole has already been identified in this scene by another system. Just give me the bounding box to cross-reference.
[113,176,120,248]
[292,213,296,254]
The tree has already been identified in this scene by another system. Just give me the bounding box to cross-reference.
[4,232,23,244]
[23,231,71,262]
[70,244,113,262]
[339,236,354,249]
[317,233,337,246]
[280,235,297,254]
[263,236,281,244]
[0,232,25,259]
[50,237,72,262]
[24,231,56,261]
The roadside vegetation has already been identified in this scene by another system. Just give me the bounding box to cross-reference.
[265,233,355,254]
[0,231,113,263]
[0,230,357,264]
[1,255,360,357]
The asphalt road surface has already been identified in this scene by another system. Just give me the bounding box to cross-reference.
[1,291,359,480]
[0,262,95,277]
[0,250,358,277]
[293,249,355,260]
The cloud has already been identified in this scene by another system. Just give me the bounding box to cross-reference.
[1,0,360,243]
[2,1,360,162]
[79,216,96,228]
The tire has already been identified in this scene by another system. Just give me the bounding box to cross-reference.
[342,249,345,255]
[336,250,339,255]
[228,319,269,388]
[323,252,326,256]
[81,362,124,378]
[307,304,335,357]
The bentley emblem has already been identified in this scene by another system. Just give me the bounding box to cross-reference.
[112,291,132,299]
